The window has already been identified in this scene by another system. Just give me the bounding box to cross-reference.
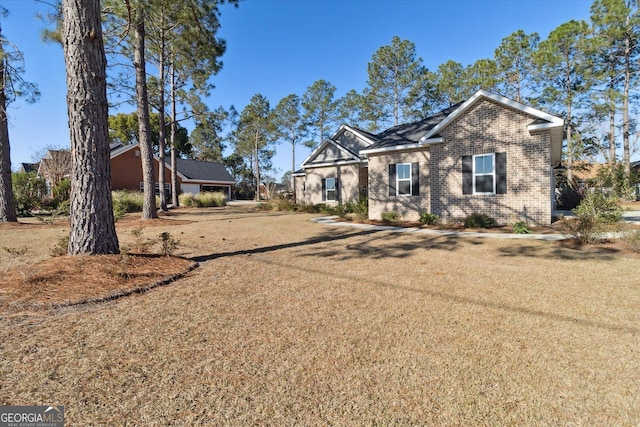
[389,163,420,196]
[325,177,336,201]
[322,178,338,202]
[462,153,507,195]
[397,163,412,195]
[474,153,495,194]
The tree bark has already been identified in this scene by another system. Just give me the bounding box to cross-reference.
[62,0,119,254]
[623,33,631,175]
[133,7,158,219]
[156,8,168,211]
[0,43,17,222]
[170,61,179,207]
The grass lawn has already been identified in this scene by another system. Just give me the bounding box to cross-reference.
[1,205,639,425]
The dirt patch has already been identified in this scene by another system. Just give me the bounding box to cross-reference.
[0,254,196,314]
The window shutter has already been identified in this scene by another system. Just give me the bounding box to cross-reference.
[389,164,397,196]
[335,178,340,202]
[462,155,473,194]
[496,152,507,194]
[411,162,420,196]
[321,178,326,201]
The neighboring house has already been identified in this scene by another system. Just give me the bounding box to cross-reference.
[19,162,40,174]
[295,90,564,225]
[110,142,234,199]
[38,149,72,195]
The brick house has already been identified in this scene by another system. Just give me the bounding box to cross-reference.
[295,90,564,225]
[110,143,234,199]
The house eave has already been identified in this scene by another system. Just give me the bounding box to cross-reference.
[302,159,366,169]
[181,179,235,185]
[361,143,423,155]
[527,122,564,132]
[417,136,444,145]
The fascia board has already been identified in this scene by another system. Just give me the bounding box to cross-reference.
[527,121,564,132]
[301,159,364,169]
[110,142,141,159]
[361,143,423,155]
[181,179,234,185]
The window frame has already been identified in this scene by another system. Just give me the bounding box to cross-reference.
[325,177,336,201]
[396,162,412,196]
[472,153,496,195]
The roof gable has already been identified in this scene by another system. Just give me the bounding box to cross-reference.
[420,89,563,142]
[300,124,374,168]
[362,90,564,157]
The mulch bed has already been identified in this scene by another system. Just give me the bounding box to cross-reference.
[0,254,197,314]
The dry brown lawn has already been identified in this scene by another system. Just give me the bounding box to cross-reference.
[1,205,639,425]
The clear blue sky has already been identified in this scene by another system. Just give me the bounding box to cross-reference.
[3,0,594,180]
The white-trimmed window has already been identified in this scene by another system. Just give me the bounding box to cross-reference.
[322,177,337,202]
[396,163,412,196]
[473,153,495,194]
[462,152,506,195]
[388,162,419,196]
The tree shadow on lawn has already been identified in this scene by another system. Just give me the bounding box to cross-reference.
[191,228,465,264]
[303,231,463,261]
[497,242,621,261]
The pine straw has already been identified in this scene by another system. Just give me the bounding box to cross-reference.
[0,254,196,313]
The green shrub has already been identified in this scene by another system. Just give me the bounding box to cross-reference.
[561,216,600,244]
[259,197,297,212]
[178,192,198,207]
[296,203,321,213]
[463,213,496,228]
[419,212,439,225]
[50,235,69,257]
[12,171,46,216]
[345,196,368,222]
[563,190,623,244]
[381,212,401,224]
[512,220,531,234]
[317,204,335,215]
[195,192,227,207]
[158,232,179,256]
[52,178,71,202]
[55,199,70,216]
[572,190,622,224]
[178,192,226,208]
[112,191,144,214]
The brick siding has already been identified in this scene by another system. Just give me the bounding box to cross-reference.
[368,99,553,225]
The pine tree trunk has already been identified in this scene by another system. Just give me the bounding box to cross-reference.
[157,10,167,211]
[62,0,119,254]
[609,80,616,165]
[623,35,631,175]
[133,7,158,219]
[170,58,179,207]
[0,47,17,222]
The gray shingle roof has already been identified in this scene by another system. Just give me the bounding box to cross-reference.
[174,158,233,182]
[366,102,463,150]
